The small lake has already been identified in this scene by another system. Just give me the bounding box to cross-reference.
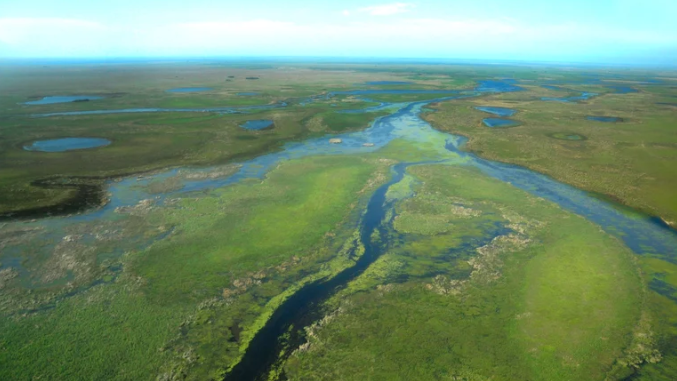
[365,81,412,85]
[240,120,274,130]
[237,92,260,96]
[166,87,213,93]
[549,133,587,141]
[587,116,622,123]
[606,86,638,94]
[475,106,517,117]
[23,138,111,152]
[483,118,520,128]
[542,92,596,103]
[24,96,103,105]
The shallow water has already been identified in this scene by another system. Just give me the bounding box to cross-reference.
[587,116,622,123]
[483,118,520,128]
[607,86,638,94]
[3,81,677,380]
[31,103,287,117]
[23,137,111,152]
[542,92,597,103]
[475,106,517,117]
[237,92,260,96]
[24,96,103,105]
[166,87,213,93]
[240,119,274,130]
[550,133,586,141]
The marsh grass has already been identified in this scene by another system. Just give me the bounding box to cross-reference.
[285,164,646,381]
[424,84,677,223]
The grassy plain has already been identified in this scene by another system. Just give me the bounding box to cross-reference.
[285,164,650,381]
[1,61,676,381]
[0,155,390,380]
[424,83,677,224]
[0,64,398,215]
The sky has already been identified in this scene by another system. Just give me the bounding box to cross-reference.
[0,0,676,65]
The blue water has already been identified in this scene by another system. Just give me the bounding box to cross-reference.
[542,92,597,103]
[365,81,413,85]
[5,80,677,305]
[238,92,260,96]
[475,106,517,117]
[240,119,274,130]
[24,96,103,105]
[587,116,622,123]
[475,79,523,93]
[23,138,111,152]
[31,102,288,117]
[31,80,519,118]
[483,118,520,128]
[607,86,638,94]
[166,87,213,93]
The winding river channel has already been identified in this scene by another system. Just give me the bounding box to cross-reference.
[4,80,677,380]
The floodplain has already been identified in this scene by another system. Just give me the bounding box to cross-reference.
[0,61,676,381]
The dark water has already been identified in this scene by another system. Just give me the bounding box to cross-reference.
[542,92,596,102]
[483,118,520,128]
[24,96,103,105]
[607,86,638,94]
[587,116,622,123]
[166,87,213,93]
[475,106,517,117]
[23,138,111,152]
[240,120,274,130]
[7,78,677,380]
[474,79,523,92]
[224,163,412,381]
[237,92,260,96]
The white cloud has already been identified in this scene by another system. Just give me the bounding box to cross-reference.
[358,2,414,16]
[342,10,351,17]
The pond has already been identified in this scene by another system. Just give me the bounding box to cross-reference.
[237,92,260,96]
[482,118,520,128]
[541,92,597,103]
[606,86,637,94]
[475,106,517,117]
[24,96,104,105]
[240,120,274,130]
[166,87,213,93]
[549,132,587,141]
[23,137,111,152]
[587,116,622,123]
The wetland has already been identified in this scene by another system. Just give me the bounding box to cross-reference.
[1,61,676,381]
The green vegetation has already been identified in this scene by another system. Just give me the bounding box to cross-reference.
[367,92,457,103]
[0,64,398,216]
[424,83,677,224]
[285,164,648,381]
[1,62,676,381]
[0,155,390,380]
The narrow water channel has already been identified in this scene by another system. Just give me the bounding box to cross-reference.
[224,163,410,380]
[4,81,677,380]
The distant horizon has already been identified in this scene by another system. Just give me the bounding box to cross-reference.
[1,55,676,69]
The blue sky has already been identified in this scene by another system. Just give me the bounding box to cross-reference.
[0,0,676,64]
